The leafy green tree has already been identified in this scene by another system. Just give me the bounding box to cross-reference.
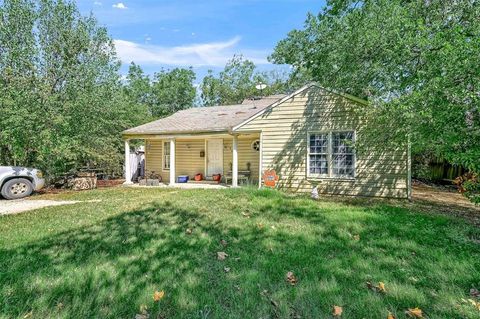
[200,55,296,106]
[149,67,196,117]
[270,0,480,176]
[0,0,149,179]
[124,63,152,109]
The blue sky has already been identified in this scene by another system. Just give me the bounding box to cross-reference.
[76,0,325,81]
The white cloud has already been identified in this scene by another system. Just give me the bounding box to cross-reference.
[93,1,102,5]
[113,37,270,67]
[112,2,127,9]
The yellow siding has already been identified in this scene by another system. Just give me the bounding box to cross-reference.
[238,86,409,198]
[224,136,260,183]
[145,140,170,182]
[176,139,206,178]
[145,136,259,184]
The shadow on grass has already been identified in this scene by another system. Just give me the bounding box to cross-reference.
[1,189,480,318]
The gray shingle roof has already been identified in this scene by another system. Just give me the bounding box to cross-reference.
[123,95,286,135]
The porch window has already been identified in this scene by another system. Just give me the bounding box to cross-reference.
[163,141,170,170]
[307,131,355,178]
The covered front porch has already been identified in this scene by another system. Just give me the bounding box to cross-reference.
[123,132,261,188]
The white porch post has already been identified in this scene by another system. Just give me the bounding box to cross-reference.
[169,138,176,185]
[232,135,238,187]
[124,139,133,184]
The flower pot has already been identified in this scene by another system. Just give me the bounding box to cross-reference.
[194,173,203,181]
[212,174,221,183]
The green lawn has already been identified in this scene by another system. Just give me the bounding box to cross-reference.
[1,187,479,318]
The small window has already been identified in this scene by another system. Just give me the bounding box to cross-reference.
[251,139,260,152]
[163,141,170,170]
[307,131,355,178]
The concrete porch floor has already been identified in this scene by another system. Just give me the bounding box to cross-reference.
[124,182,229,189]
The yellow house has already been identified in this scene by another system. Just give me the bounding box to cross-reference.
[122,83,411,198]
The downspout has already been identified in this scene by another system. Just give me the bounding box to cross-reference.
[407,134,412,201]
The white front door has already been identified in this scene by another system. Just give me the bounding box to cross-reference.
[207,139,223,175]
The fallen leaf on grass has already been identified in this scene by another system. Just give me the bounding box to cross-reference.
[224,267,230,273]
[153,290,165,301]
[378,281,386,292]
[405,307,423,318]
[257,223,264,229]
[242,212,251,218]
[23,312,33,319]
[220,239,228,247]
[353,234,360,241]
[463,298,480,310]
[333,305,343,316]
[217,252,228,260]
[286,271,297,285]
[185,228,193,234]
[471,288,480,298]
[367,281,386,293]
[387,312,396,319]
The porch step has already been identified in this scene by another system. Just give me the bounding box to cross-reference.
[187,179,221,185]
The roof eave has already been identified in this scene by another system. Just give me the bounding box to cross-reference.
[122,128,231,139]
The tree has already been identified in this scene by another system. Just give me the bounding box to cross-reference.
[200,55,297,106]
[270,0,480,175]
[0,0,149,178]
[124,63,153,112]
[150,67,196,117]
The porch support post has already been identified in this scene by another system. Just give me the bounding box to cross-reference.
[124,139,133,184]
[232,134,238,187]
[169,138,176,185]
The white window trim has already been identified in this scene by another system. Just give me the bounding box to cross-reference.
[306,131,330,178]
[162,141,170,171]
[306,130,356,180]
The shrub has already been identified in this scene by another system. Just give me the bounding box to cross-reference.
[454,173,480,205]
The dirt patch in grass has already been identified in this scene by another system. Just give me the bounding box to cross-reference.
[409,182,480,227]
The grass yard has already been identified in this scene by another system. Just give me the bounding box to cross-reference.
[1,187,480,318]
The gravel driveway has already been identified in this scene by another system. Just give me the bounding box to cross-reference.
[0,199,83,215]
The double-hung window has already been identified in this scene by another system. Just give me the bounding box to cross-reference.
[308,131,355,178]
[308,133,329,175]
[163,141,170,170]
